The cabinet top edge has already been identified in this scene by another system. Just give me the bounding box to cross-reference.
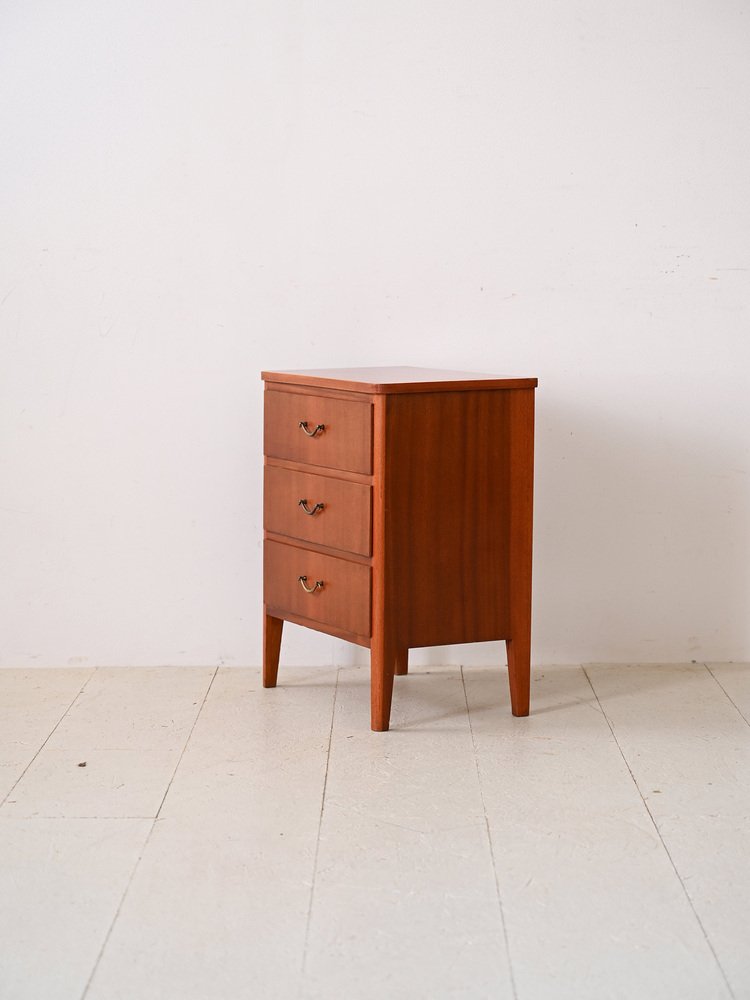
[261,366,538,393]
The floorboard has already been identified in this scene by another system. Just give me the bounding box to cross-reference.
[464,664,732,1000]
[302,665,514,1000]
[586,662,750,998]
[0,664,747,1000]
[85,667,337,1000]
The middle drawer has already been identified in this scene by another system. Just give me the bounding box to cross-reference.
[264,465,372,556]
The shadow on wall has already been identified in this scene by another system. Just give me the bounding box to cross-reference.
[328,385,748,668]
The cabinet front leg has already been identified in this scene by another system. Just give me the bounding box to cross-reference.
[505,635,530,717]
[263,612,283,688]
[370,632,396,732]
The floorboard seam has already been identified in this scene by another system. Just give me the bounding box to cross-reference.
[581,666,736,1000]
[460,666,518,1000]
[0,666,97,809]
[704,663,750,729]
[299,667,339,994]
[79,665,219,1000]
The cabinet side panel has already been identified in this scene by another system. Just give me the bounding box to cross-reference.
[384,390,516,647]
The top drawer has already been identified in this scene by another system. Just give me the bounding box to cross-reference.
[264,389,372,474]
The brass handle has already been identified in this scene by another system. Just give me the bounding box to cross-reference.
[298,499,325,516]
[298,575,324,594]
[298,421,325,437]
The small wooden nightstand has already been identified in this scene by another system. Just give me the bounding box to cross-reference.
[262,366,537,731]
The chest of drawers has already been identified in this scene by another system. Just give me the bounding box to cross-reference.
[262,366,537,731]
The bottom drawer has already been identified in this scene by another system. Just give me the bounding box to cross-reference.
[264,540,371,638]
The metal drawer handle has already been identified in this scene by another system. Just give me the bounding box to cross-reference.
[298,575,324,594]
[298,499,325,516]
[298,421,325,437]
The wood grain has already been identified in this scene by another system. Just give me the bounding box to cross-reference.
[505,388,535,716]
[382,390,515,648]
[263,532,371,566]
[265,456,372,487]
[264,466,372,556]
[264,539,371,638]
[370,394,395,731]
[263,366,538,395]
[394,649,409,676]
[264,388,372,474]
[262,612,283,688]
[263,606,371,647]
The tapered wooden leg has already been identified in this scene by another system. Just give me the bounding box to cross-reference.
[394,648,408,676]
[263,612,283,688]
[506,387,534,717]
[370,632,396,731]
[506,635,530,716]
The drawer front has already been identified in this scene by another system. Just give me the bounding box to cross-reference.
[264,466,372,556]
[264,540,371,637]
[264,390,372,474]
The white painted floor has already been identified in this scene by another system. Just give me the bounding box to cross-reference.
[1,663,748,1000]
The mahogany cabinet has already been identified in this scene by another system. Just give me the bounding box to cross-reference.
[262,366,537,732]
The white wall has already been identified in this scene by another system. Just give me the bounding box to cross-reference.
[1,1,748,668]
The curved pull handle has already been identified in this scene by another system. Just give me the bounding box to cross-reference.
[298,575,324,594]
[298,499,325,516]
[298,421,325,438]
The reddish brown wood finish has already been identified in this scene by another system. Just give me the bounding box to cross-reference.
[264,606,371,648]
[265,456,372,487]
[261,368,537,731]
[264,539,371,638]
[505,388,535,716]
[263,366,538,394]
[264,387,372,474]
[394,649,409,676]
[264,465,372,556]
[263,611,283,688]
[370,394,394,730]
[383,390,513,648]
[263,531,371,565]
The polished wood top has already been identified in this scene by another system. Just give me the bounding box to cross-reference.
[262,366,538,394]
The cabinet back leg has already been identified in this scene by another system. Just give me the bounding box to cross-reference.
[506,636,530,716]
[263,612,283,688]
[395,648,409,676]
